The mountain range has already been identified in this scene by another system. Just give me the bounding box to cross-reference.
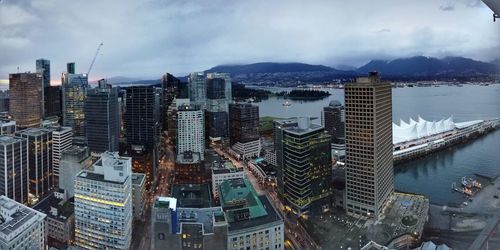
[107,56,499,85]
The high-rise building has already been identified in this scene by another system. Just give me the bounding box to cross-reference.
[274,117,333,214]
[85,83,120,153]
[59,145,92,199]
[345,72,394,219]
[67,62,75,74]
[74,151,133,250]
[45,85,62,118]
[161,73,181,130]
[62,70,88,138]
[132,173,146,220]
[151,197,228,250]
[36,58,51,88]
[188,72,206,109]
[9,73,43,129]
[51,126,73,181]
[0,135,28,204]
[36,59,52,118]
[219,178,284,250]
[176,104,205,160]
[123,85,160,149]
[229,103,261,159]
[16,128,54,201]
[322,100,346,161]
[206,72,232,104]
[0,196,46,249]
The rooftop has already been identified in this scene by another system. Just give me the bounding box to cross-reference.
[176,151,201,164]
[132,173,146,186]
[171,183,212,208]
[177,207,226,235]
[0,196,46,243]
[33,193,74,223]
[15,127,51,137]
[0,135,25,145]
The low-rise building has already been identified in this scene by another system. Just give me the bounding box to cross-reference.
[151,197,228,250]
[212,162,245,200]
[219,178,284,250]
[0,195,46,249]
[33,191,74,249]
[174,151,210,184]
[171,183,212,208]
[132,173,147,220]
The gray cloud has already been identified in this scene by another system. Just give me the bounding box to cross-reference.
[0,0,498,84]
[440,5,455,11]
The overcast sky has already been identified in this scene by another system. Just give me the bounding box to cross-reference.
[0,0,498,84]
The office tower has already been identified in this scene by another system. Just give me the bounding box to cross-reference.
[16,128,53,201]
[62,70,88,138]
[323,100,345,144]
[132,173,146,220]
[229,103,261,159]
[36,59,51,88]
[67,62,75,74]
[274,117,332,214]
[151,197,228,250]
[0,196,46,249]
[211,162,244,200]
[0,120,16,135]
[123,85,160,149]
[161,73,181,130]
[205,77,229,140]
[219,178,284,250]
[51,126,73,180]
[176,104,205,160]
[323,100,346,161]
[85,84,120,153]
[188,72,206,109]
[345,72,394,219]
[0,92,9,112]
[206,72,232,104]
[59,145,92,199]
[74,152,133,249]
[167,98,190,153]
[45,85,62,118]
[9,73,43,129]
[0,136,28,204]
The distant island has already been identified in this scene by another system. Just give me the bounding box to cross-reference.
[232,83,272,102]
[276,89,331,100]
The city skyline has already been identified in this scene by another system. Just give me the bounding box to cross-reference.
[0,0,498,84]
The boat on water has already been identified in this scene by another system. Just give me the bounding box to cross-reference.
[282,101,291,107]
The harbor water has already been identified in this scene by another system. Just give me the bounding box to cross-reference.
[254,84,500,205]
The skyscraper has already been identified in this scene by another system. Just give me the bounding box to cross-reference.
[188,72,206,109]
[59,145,92,199]
[85,82,120,153]
[228,103,261,159]
[274,117,332,214]
[16,128,53,201]
[45,85,62,118]
[67,62,75,74]
[123,85,160,149]
[206,72,232,103]
[345,72,393,219]
[51,126,73,181]
[161,73,181,130]
[9,73,43,129]
[322,100,345,144]
[205,77,229,140]
[0,135,28,204]
[74,151,132,250]
[176,104,205,160]
[36,59,51,88]
[62,69,88,139]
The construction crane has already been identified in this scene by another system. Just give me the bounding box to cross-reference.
[87,42,103,75]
